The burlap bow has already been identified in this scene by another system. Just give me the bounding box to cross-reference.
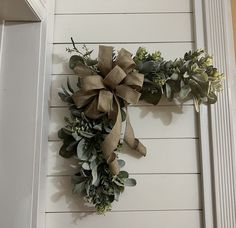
[72,46,147,175]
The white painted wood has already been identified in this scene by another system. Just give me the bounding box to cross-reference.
[192,1,215,228]
[34,1,55,228]
[46,211,203,228]
[46,174,201,212]
[53,14,193,43]
[49,106,198,141]
[203,0,236,227]
[32,0,54,228]
[0,21,42,228]
[45,1,204,228]
[55,0,192,14]
[26,0,46,20]
[52,43,194,75]
[47,139,199,175]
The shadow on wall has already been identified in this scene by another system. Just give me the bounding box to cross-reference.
[137,105,184,126]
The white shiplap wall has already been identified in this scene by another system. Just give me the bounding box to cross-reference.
[46,0,202,227]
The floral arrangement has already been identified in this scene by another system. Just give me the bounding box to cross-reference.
[58,38,223,214]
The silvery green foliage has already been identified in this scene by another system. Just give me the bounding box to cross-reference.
[58,81,136,214]
[135,48,223,111]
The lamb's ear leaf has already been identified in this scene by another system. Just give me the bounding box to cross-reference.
[165,83,173,101]
[69,55,84,69]
[124,178,137,187]
[118,159,125,168]
[59,144,75,158]
[140,89,162,105]
[77,139,88,160]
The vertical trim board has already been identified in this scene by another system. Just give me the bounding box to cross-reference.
[203,0,236,227]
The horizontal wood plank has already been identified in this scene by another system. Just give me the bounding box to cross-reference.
[46,211,202,228]
[49,106,198,141]
[52,43,194,74]
[46,174,201,212]
[55,0,192,14]
[54,14,193,43]
[47,139,199,175]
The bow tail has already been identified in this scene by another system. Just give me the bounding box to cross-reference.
[124,104,147,157]
[101,95,122,175]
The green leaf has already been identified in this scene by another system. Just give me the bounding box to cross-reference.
[118,159,125,168]
[113,179,124,187]
[69,55,84,69]
[141,89,162,105]
[114,189,121,201]
[165,83,172,100]
[189,79,205,97]
[179,85,191,100]
[170,73,179,80]
[72,132,82,141]
[90,159,98,170]
[193,97,201,112]
[59,144,75,158]
[82,162,90,170]
[86,58,98,66]
[138,61,156,73]
[93,124,102,131]
[77,139,88,160]
[124,178,137,187]
[118,171,129,179]
[192,74,208,83]
[79,131,95,138]
[66,140,78,152]
[92,165,100,186]
[61,84,72,97]
[207,92,217,104]
[58,128,68,139]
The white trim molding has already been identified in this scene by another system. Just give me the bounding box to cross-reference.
[202,0,236,228]
[26,0,46,21]
[193,1,215,228]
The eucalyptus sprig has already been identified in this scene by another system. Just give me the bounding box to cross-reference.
[135,48,223,111]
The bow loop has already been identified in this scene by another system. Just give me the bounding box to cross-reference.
[98,45,113,76]
[81,75,105,91]
[103,65,126,89]
[115,48,136,74]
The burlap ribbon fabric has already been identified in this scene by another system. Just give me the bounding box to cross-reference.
[72,46,147,175]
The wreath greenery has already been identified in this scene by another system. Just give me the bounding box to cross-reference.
[58,38,223,214]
